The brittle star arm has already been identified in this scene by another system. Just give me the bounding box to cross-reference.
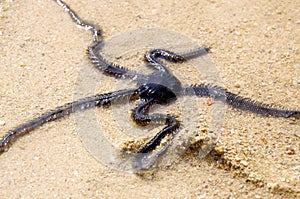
[144,47,210,72]
[183,84,300,119]
[55,0,102,41]
[131,98,180,170]
[88,41,147,80]
[0,89,137,153]
[55,0,146,81]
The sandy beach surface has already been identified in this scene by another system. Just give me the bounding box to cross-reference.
[0,0,299,198]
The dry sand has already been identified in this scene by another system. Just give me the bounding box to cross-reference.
[0,0,299,198]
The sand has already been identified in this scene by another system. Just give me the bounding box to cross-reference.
[0,0,299,198]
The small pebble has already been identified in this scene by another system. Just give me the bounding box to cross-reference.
[235,31,241,36]
[207,98,214,106]
[0,120,5,126]
[286,147,296,155]
[240,160,248,167]
[234,82,241,88]
[20,63,26,67]
[74,170,79,177]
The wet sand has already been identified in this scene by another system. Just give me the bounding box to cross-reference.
[0,0,299,198]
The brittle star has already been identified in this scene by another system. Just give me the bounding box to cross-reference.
[0,0,299,170]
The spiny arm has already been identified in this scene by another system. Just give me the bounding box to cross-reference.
[184,84,300,119]
[55,0,102,41]
[87,41,146,80]
[144,47,209,72]
[0,89,136,153]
